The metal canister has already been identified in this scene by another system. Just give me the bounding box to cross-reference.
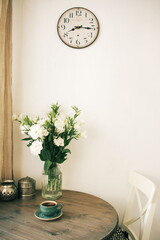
[18,176,36,199]
[0,180,18,201]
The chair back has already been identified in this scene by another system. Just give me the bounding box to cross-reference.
[122,171,159,240]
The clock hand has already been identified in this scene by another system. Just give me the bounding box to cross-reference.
[68,26,83,32]
[68,27,76,32]
[81,26,95,29]
[74,25,83,29]
[68,25,94,32]
[68,25,82,32]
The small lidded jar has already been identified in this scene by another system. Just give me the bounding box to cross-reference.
[0,180,18,201]
[18,176,36,199]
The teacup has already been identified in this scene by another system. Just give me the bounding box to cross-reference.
[40,200,63,217]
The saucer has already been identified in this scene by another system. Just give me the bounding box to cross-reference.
[34,208,63,221]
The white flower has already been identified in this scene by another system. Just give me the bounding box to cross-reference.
[80,131,87,139]
[37,118,49,125]
[54,137,64,147]
[30,140,43,155]
[32,116,39,122]
[54,115,65,133]
[74,122,81,133]
[12,114,18,121]
[28,124,49,140]
[74,118,85,134]
[20,125,30,134]
[58,112,66,120]
[41,128,49,137]
[17,114,26,121]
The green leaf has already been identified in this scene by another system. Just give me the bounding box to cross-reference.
[56,157,67,164]
[27,141,33,147]
[44,160,52,174]
[22,138,32,141]
[39,148,51,161]
[72,106,81,118]
[48,134,53,142]
[51,103,60,114]
[62,148,71,154]
[23,115,32,126]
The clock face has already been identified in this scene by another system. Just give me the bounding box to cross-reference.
[57,7,99,49]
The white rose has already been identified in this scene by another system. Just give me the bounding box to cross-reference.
[28,124,49,140]
[41,128,49,138]
[54,137,64,147]
[74,118,85,134]
[30,140,43,155]
[20,125,30,134]
[37,118,49,125]
[12,114,18,121]
[54,118,65,133]
[58,113,66,120]
[17,114,26,121]
[80,131,87,139]
[74,122,81,133]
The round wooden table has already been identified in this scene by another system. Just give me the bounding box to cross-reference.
[0,190,118,240]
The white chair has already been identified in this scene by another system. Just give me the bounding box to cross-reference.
[110,171,159,240]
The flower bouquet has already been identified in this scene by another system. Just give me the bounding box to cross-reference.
[13,103,86,199]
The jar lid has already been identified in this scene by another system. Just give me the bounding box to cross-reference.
[1,180,14,186]
[2,180,14,183]
[18,176,35,188]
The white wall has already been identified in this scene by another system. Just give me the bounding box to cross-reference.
[13,0,160,239]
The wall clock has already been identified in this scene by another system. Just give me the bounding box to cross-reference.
[57,7,99,49]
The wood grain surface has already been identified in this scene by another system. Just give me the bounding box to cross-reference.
[0,190,118,240]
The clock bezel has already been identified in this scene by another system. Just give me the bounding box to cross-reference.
[57,7,100,49]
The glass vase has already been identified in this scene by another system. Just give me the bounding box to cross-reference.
[41,164,62,200]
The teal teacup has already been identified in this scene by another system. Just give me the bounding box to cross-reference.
[40,200,63,217]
